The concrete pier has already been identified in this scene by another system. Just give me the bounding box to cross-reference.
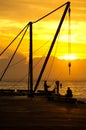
[0,96,86,129]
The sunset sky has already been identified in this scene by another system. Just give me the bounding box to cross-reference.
[0,0,86,60]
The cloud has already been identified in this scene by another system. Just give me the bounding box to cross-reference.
[0,0,86,23]
[0,45,27,81]
[0,0,50,22]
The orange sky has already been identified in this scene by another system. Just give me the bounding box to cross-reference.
[0,0,86,60]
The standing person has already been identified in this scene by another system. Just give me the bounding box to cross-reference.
[55,80,60,95]
[44,80,50,94]
[65,87,73,97]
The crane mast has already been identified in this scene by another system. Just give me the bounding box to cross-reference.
[34,1,71,92]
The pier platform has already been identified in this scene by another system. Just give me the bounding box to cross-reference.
[0,96,86,130]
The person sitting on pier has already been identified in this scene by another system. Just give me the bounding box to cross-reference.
[44,80,50,95]
[65,87,73,97]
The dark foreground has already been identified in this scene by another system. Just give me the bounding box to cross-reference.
[0,96,86,130]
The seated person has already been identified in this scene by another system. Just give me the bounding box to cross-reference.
[65,87,73,97]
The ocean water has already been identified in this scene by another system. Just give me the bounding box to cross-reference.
[0,81,86,102]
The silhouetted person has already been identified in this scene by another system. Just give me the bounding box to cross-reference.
[55,80,60,95]
[65,87,73,97]
[44,80,50,94]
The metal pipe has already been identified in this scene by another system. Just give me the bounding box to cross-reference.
[28,22,34,96]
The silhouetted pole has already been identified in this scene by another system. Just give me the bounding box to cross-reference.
[28,22,33,96]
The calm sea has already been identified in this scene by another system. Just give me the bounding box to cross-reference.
[0,81,86,102]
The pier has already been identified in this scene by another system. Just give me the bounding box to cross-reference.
[0,96,86,129]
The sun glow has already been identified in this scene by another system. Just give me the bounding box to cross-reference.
[58,54,77,60]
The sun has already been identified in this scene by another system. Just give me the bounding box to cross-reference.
[58,54,77,60]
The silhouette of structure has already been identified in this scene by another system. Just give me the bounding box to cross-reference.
[0,1,71,97]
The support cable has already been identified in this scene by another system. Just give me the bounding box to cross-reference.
[0,25,29,81]
[33,38,52,54]
[45,40,59,81]
[17,73,28,83]
[0,23,29,56]
[9,57,26,68]
[33,36,56,70]
[33,2,69,24]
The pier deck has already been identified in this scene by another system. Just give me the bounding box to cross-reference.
[0,96,86,130]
